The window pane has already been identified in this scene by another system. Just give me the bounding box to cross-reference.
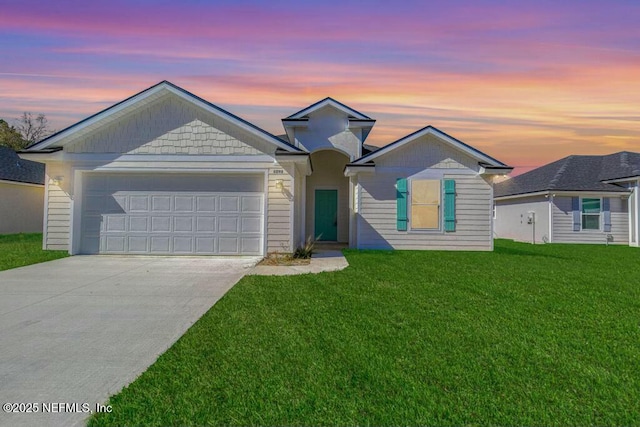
[412,180,440,205]
[412,205,439,229]
[582,214,600,230]
[582,198,601,214]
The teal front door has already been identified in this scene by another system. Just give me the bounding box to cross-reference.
[314,189,338,241]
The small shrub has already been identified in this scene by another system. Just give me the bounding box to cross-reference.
[293,236,316,259]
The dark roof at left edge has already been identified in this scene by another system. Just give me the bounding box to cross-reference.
[0,146,44,185]
[27,80,303,152]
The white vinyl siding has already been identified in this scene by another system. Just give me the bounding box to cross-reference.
[494,195,550,244]
[552,196,628,244]
[266,164,294,253]
[358,173,492,250]
[44,163,71,250]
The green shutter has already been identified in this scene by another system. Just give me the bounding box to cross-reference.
[396,178,408,231]
[444,179,456,232]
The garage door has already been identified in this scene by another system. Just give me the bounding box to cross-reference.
[80,173,264,255]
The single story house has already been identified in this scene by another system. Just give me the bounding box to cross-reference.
[0,146,45,234]
[494,152,640,246]
[20,81,511,255]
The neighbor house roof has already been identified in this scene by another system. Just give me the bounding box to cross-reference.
[494,152,639,198]
[0,146,45,185]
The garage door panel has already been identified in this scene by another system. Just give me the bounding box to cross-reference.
[129,217,148,232]
[129,196,149,212]
[241,217,261,233]
[150,217,171,232]
[196,217,216,232]
[219,196,239,212]
[196,196,216,212]
[81,174,264,255]
[106,216,126,232]
[241,238,261,254]
[128,236,148,252]
[175,196,194,212]
[174,217,194,232]
[196,237,216,253]
[242,196,262,213]
[219,237,239,254]
[219,217,239,233]
[150,236,171,252]
[173,236,193,253]
[105,236,126,252]
[152,196,171,212]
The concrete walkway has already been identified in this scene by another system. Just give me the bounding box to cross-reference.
[0,256,258,427]
[249,249,349,276]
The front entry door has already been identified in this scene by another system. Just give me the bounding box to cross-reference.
[314,189,338,241]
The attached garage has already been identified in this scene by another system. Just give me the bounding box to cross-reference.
[79,173,265,255]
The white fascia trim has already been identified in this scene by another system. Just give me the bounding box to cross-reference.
[496,190,632,201]
[601,175,640,184]
[0,179,44,188]
[344,165,376,177]
[479,166,514,175]
[31,83,300,154]
[58,153,276,163]
[30,86,168,150]
[352,127,503,167]
[288,99,369,120]
[18,151,63,162]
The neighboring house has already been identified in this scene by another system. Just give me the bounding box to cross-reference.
[20,81,511,255]
[494,152,640,246]
[0,146,45,234]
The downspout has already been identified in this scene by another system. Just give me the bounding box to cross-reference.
[636,180,640,246]
[548,192,554,243]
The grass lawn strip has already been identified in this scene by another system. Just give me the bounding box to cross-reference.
[0,233,68,271]
[90,240,640,426]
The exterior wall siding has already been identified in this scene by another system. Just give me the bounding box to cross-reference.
[494,195,551,243]
[357,139,492,251]
[0,182,44,234]
[66,95,274,156]
[294,108,361,160]
[44,163,72,250]
[552,195,629,244]
[266,163,294,253]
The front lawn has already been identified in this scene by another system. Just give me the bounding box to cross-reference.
[0,233,68,271]
[90,240,640,426]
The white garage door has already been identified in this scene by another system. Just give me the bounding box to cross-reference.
[80,173,264,255]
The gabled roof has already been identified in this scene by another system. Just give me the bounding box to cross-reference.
[284,97,372,120]
[350,125,509,168]
[0,146,44,185]
[494,152,639,198]
[27,81,302,153]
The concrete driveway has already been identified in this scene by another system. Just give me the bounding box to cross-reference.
[0,256,258,427]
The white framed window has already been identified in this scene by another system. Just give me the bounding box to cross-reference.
[410,179,441,230]
[581,197,601,230]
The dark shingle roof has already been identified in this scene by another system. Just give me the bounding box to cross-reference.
[0,146,45,185]
[495,152,638,198]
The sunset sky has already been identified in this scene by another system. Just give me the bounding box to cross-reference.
[1,0,639,174]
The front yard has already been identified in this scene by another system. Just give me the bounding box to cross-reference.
[88,240,639,425]
[0,233,68,271]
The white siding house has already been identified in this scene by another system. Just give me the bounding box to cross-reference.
[21,81,511,255]
[494,153,640,247]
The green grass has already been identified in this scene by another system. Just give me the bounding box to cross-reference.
[90,240,640,426]
[0,233,68,271]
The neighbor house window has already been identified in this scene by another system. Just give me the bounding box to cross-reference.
[581,198,601,230]
[411,180,440,229]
